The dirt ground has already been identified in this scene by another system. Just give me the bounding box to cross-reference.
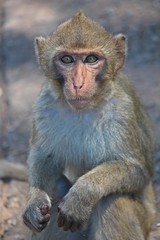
[0,0,160,239]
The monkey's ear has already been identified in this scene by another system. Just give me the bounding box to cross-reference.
[34,36,46,65]
[114,34,127,71]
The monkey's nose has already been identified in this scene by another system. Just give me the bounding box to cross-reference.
[73,80,84,90]
[73,83,83,90]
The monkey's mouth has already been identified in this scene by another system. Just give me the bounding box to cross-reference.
[67,97,90,109]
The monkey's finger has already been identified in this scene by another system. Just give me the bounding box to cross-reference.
[62,215,75,231]
[70,221,81,232]
[77,222,83,231]
[57,201,64,212]
[57,206,60,213]
[39,213,51,223]
[63,220,73,231]
[39,204,50,215]
[57,213,66,227]
[70,225,77,232]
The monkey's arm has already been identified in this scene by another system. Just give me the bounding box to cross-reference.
[23,145,70,232]
[0,160,27,181]
[58,160,148,231]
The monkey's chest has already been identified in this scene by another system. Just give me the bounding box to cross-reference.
[39,110,109,169]
[53,123,107,167]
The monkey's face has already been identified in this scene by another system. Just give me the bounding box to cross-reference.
[35,12,127,110]
[53,50,107,110]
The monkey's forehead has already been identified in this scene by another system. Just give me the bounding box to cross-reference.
[47,11,114,49]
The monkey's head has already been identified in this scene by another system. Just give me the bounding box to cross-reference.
[35,11,127,110]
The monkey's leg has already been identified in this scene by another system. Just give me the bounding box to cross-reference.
[88,194,152,240]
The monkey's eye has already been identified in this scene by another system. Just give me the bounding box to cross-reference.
[85,55,98,63]
[61,55,74,64]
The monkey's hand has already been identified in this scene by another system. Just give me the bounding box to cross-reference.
[57,185,93,232]
[23,191,51,232]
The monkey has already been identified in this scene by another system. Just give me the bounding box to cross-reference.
[22,11,156,240]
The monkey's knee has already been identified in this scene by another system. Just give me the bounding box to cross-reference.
[88,195,148,240]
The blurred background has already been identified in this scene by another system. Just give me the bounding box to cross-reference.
[0,0,160,239]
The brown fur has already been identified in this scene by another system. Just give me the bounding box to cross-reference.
[21,11,156,240]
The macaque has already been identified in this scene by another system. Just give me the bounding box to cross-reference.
[22,11,155,240]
